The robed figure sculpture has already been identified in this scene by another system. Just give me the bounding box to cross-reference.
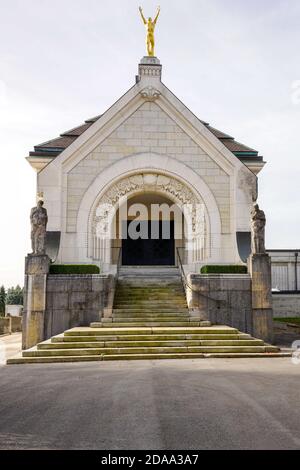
[30,200,48,255]
[251,203,266,254]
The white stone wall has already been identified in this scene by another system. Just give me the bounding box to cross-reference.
[273,294,300,317]
[36,58,258,267]
[5,305,23,317]
[67,101,230,234]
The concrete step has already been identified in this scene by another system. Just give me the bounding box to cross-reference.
[110,316,191,321]
[116,285,183,288]
[101,352,290,361]
[115,289,184,293]
[23,347,102,357]
[114,302,187,307]
[40,339,264,349]
[118,275,181,278]
[113,301,188,306]
[114,304,186,309]
[69,326,237,335]
[115,292,184,295]
[23,344,280,357]
[7,351,291,364]
[112,306,188,311]
[52,333,250,342]
[118,271,181,280]
[7,355,103,364]
[115,293,183,298]
[91,321,207,328]
[111,311,189,316]
[116,286,183,290]
[115,299,184,302]
[7,324,288,364]
[118,280,182,285]
[114,295,186,305]
[105,317,195,323]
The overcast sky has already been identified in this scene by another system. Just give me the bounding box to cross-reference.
[0,0,299,286]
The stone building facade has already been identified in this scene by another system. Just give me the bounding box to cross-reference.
[27,57,264,273]
[21,57,276,350]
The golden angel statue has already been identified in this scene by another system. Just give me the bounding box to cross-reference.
[139,6,160,57]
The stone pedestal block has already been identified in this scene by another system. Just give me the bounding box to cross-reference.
[248,253,273,343]
[22,255,50,349]
[187,273,252,332]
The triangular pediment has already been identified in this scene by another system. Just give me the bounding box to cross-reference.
[28,60,264,176]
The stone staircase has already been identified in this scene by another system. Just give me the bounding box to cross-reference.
[7,267,288,364]
[96,266,204,328]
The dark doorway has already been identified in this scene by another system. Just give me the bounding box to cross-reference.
[122,220,175,266]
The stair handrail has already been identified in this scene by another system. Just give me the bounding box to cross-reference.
[116,246,122,280]
[176,247,192,293]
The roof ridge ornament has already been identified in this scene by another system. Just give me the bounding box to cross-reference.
[140,86,161,101]
[139,5,160,57]
[138,56,162,80]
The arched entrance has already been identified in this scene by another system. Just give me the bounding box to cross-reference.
[113,193,182,266]
[88,171,209,269]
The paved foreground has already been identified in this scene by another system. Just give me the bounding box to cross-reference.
[0,333,22,364]
[0,357,300,450]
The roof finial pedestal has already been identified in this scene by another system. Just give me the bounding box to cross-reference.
[138,56,162,82]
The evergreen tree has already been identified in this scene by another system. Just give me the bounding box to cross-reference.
[0,285,6,315]
[6,285,24,305]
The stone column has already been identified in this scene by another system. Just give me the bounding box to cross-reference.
[248,253,273,343]
[22,254,50,349]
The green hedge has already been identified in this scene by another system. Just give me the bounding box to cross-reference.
[200,265,247,274]
[49,264,100,274]
[274,317,300,325]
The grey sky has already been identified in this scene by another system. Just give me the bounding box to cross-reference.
[0,0,299,285]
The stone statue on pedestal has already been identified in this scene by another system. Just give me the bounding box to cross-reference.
[251,203,266,254]
[30,200,48,255]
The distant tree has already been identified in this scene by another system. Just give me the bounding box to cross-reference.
[0,286,6,315]
[6,285,24,306]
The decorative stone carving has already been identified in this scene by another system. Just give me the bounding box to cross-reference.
[98,173,198,208]
[30,200,48,255]
[138,64,162,78]
[92,173,201,235]
[140,86,161,101]
[251,203,266,254]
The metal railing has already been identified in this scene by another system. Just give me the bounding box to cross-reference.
[176,247,191,294]
[116,247,122,279]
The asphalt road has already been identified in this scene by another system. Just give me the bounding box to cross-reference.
[0,357,300,450]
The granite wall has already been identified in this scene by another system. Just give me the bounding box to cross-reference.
[44,274,113,340]
[186,274,253,334]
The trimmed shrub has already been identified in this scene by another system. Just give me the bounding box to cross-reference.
[49,264,100,275]
[200,265,247,274]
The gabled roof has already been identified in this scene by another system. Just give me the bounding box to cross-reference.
[29,113,261,161]
[30,116,101,157]
[29,105,263,182]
